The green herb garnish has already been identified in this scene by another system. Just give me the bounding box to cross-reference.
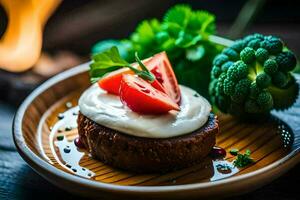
[229,148,239,156]
[57,135,64,141]
[233,149,254,168]
[65,126,73,131]
[89,46,155,83]
[91,5,227,98]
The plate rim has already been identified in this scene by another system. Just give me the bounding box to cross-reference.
[13,63,300,194]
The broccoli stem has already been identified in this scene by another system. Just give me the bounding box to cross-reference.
[248,62,264,81]
[248,61,298,110]
[268,79,299,109]
[208,35,234,47]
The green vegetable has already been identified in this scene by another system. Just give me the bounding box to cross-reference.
[240,47,255,64]
[57,135,64,141]
[91,40,131,59]
[229,148,239,156]
[209,33,299,117]
[92,5,224,98]
[90,46,155,83]
[233,149,254,167]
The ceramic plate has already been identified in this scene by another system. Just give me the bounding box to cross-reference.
[13,63,300,199]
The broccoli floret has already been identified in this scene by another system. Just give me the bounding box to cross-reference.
[222,48,239,61]
[231,40,246,52]
[263,59,278,74]
[221,61,234,72]
[275,51,297,72]
[256,73,271,89]
[213,54,229,67]
[261,36,283,54]
[223,78,235,95]
[255,48,269,63]
[209,33,299,117]
[216,72,227,95]
[231,79,251,103]
[245,33,264,42]
[257,91,273,110]
[240,47,255,64]
[253,33,264,40]
[248,39,261,50]
[211,65,222,78]
[227,61,248,81]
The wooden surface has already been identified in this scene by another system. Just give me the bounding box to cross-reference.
[2,76,300,199]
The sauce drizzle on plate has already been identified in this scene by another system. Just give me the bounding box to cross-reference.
[49,106,240,182]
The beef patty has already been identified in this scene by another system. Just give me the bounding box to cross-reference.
[77,112,219,173]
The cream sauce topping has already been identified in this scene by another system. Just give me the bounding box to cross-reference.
[78,84,211,138]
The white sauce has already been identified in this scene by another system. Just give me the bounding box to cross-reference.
[78,84,211,138]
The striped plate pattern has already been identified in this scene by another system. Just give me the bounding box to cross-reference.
[35,89,293,186]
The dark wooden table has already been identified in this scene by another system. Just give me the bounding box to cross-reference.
[1,101,300,200]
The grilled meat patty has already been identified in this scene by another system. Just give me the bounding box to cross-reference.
[77,113,219,173]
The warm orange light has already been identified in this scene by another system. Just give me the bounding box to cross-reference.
[0,0,61,72]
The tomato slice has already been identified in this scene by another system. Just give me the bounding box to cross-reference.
[98,52,181,104]
[98,68,133,95]
[146,52,181,104]
[120,75,180,114]
[98,61,166,95]
[98,68,166,94]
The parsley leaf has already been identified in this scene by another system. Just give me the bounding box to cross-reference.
[186,45,205,61]
[229,148,239,156]
[91,39,131,59]
[187,10,215,35]
[233,149,254,167]
[92,46,128,65]
[90,46,155,83]
[163,4,191,28]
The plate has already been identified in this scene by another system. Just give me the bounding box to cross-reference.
[13,63,300,199]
